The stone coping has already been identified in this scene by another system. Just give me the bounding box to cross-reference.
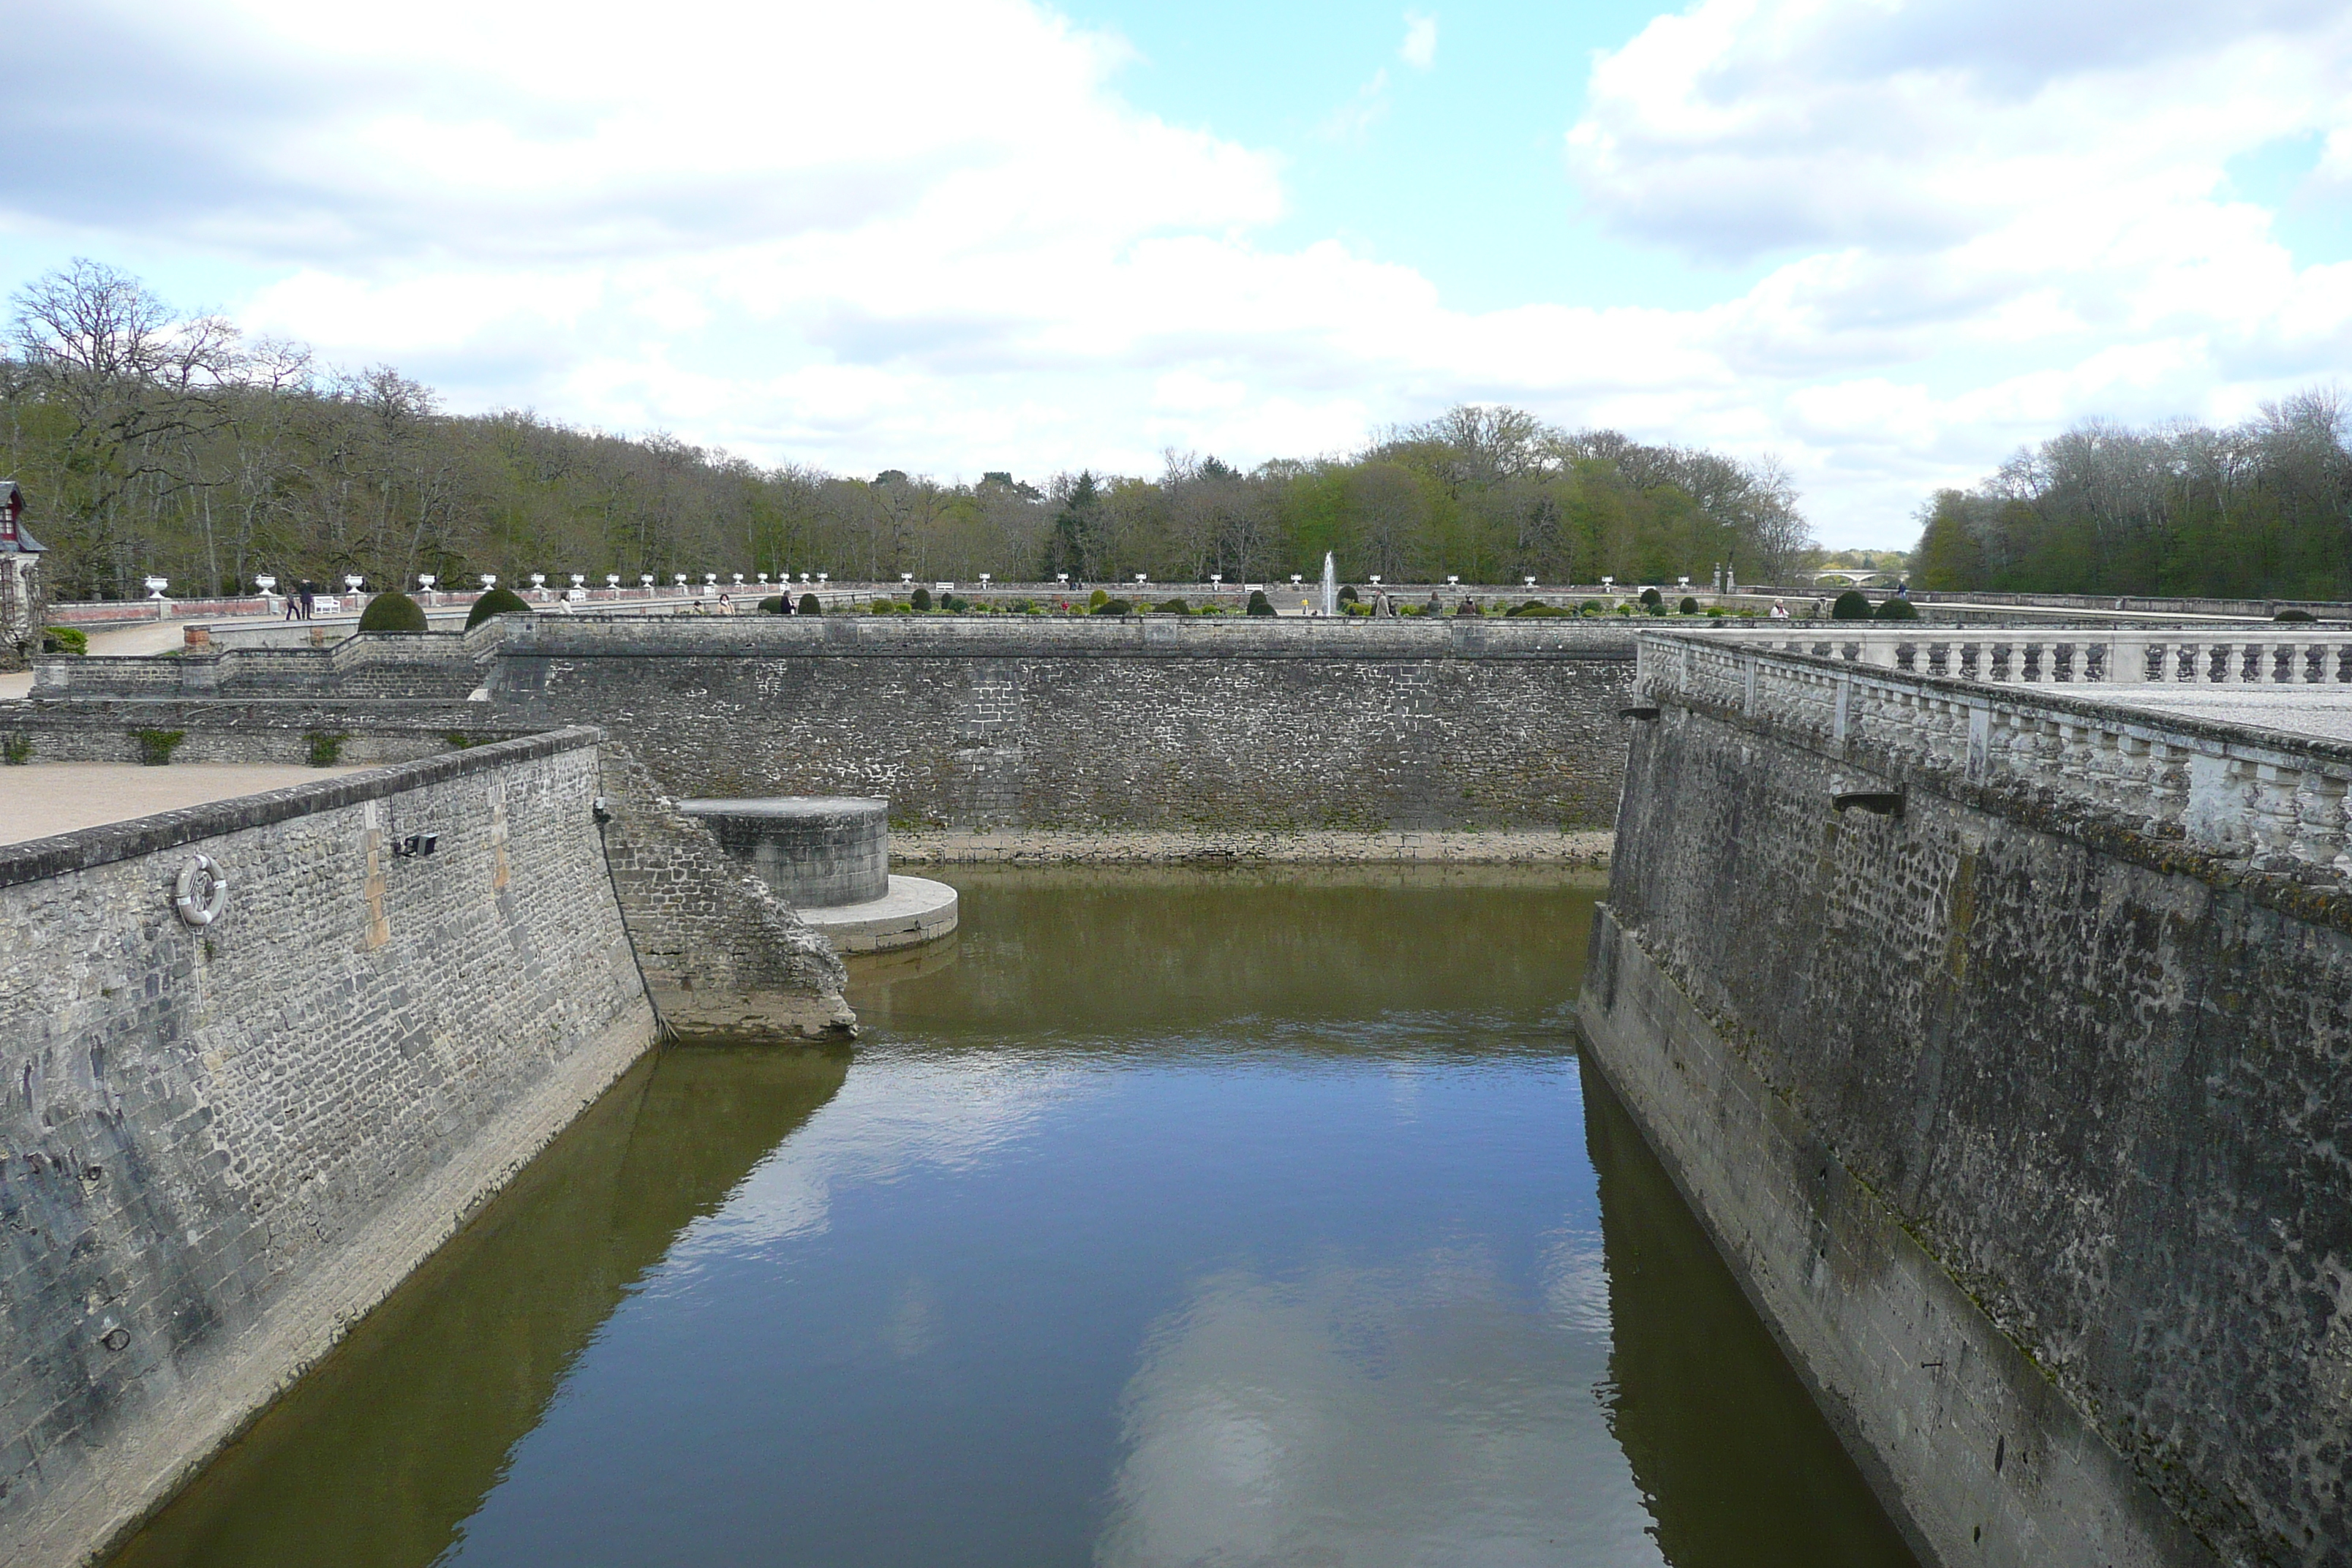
[499,615,1638,660]
[677,796,886,817]
[889,828,1616,864]
[0,725,603,891]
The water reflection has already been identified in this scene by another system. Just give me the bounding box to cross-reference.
[109,1045,849,1568]
[1096,1253,1662,1567]
[111,867,1912,1568]
[1586,1061,1920,1568]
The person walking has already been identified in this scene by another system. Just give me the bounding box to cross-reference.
[298,581,314,620]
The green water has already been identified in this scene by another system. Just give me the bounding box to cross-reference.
[110,867,1916,1568]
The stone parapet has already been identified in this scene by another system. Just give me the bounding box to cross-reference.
[1664,621,2352,685]
[31,630,493,701]
[1638,627,2352,878]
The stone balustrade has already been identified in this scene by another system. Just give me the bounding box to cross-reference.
[30,625,514,699]
[1662,621,2352,686]
[1640,627,2352,875]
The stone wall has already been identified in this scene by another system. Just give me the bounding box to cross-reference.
[593,745,853,1040]
[485,616,1637,838]
[0,702,510,769]
[0,731,662,1568]
[31,628,494,701]
[1582,633,2352,1568]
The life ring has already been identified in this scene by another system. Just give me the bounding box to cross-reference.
[173,854,228,927]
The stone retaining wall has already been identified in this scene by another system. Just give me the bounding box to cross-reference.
[1583,655,2352,1567]
[0,703,510,769]
[0,731,660,1567]
[486,616,1638,834]
[592,745,853,1041]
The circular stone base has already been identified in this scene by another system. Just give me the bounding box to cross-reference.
[796,875,959,954]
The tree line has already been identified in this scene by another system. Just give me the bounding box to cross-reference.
[1,260,1815,600]
[1912,389,2352,599]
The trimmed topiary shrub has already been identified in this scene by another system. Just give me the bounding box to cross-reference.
[1639,587,1664,609]
[1705,604,1728,617]
[1090,588,1109,609]
[943,592,968,612]
[2275,607,2316,622]
[1831,589,1874,620]
[1678,596,1700,614]
[1156,597,1191,614]
[1246,589,1275,616]
[1579,600,1605,616]
[466,586,532,628]
[40,625,87,655]
[1338,585,1360,604]
[357,589,429,633]
[799,593,823,617]
[1873,595,1920,620]
[911,587,933,611]
[761,595,788,614]
[1091,597,1134,615]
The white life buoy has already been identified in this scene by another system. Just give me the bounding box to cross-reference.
[173,854,228,927]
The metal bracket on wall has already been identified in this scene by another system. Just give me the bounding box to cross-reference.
[1831,791,1905,818]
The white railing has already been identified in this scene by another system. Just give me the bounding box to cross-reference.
[1655,623,2352,687]
[1640,629,2352,875]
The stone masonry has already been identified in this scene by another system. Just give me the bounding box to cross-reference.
[0,733,662,1568]
[593,743,853,1041]
[1583,628,2352,1568]
[485,615,1637,839]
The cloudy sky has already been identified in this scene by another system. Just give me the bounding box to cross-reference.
[5,0,2350,545]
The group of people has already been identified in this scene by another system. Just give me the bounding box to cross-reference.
[278,581,318,620]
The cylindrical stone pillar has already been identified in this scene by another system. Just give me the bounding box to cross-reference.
[676,796,889,908]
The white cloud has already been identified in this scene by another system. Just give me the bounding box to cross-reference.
[1319,69,1395,144]
[1096,1257,1667,1567]
[1400,12,1439,71]
[6,0,2352,546]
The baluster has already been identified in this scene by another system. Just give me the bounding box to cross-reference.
[2111,732,2157,823]
[2293,770,2350,872]
[2248,761,2304,867]
[2145,739,2191,832]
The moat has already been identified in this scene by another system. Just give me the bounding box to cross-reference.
[108,868,1913,1568]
